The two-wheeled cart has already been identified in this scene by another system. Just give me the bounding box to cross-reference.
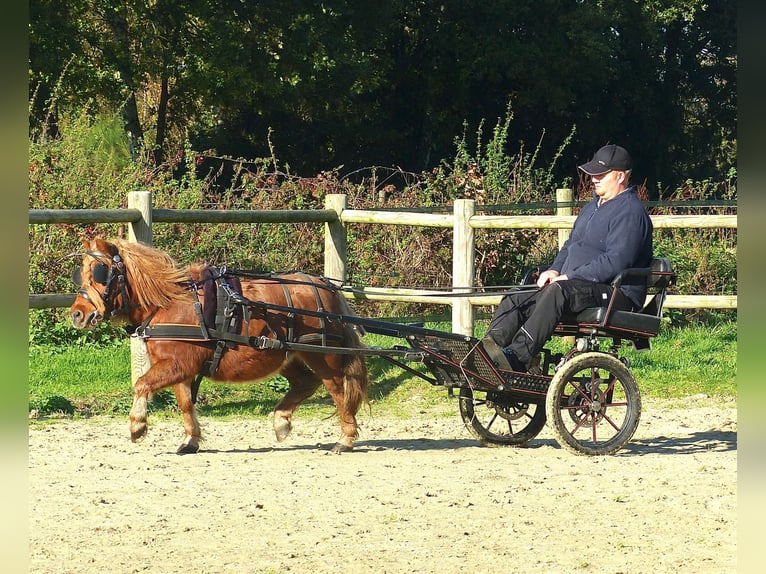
[249,257,675,456]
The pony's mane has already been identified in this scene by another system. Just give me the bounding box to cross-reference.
[112,238,194,309]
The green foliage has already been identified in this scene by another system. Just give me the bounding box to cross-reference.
[29,110,140,301]
[29,339,132,416]
[29,394,75,416]
[651,169,737,321]
[28,105,737,331]
[428,103,576,204]
[29,0,736,191]
[424,107,575,288]
[266,376,290,394]
[29,309,127,347]
[622,319,737,398]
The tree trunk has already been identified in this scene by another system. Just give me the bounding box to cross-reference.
[121,93,144,162]
[152,73,170,166]
[104,5,145,162]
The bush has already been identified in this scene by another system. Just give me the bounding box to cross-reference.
[29,309,128,347]
[28,107,736,330]
[29,394,75,416]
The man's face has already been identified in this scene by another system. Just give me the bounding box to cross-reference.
[591,170,626,202]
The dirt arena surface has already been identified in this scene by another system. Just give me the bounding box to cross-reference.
[29,396,736,574]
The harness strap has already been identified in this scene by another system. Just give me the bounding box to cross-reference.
[298,272,327,347]
[280,282,295,347]
[213,268,243,336]
[136,288,209,341]
[297,333,344,345]
[201,340,227,378]
[191,374,204,404]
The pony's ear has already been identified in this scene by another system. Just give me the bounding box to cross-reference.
[81,238,92,251]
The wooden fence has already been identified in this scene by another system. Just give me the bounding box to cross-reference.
[29,190,737,336]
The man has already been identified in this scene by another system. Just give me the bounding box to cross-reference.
[482,144,653,373]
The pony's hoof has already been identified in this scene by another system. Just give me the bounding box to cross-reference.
[273,418,292,442]
[330,442,353,454]
[130,428,147,443]
[176,443,200,455]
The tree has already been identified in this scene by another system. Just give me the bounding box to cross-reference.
[28,0,736,192]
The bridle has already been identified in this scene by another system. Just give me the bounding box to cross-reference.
[72,248,132,319]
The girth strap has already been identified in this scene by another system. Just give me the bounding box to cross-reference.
[280,282,295,348]
[298,272,327,347]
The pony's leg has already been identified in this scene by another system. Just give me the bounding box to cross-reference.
[323,373,360,453]
[273,359,322,442]
[309,353,369,453]
[129,393,149,442]
[129,357,199,445]
[172,382,202,454]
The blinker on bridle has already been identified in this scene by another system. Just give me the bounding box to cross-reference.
[72,262,109,286]
[72,249,130,317]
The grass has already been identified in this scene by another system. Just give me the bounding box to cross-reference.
[28,320,736,420]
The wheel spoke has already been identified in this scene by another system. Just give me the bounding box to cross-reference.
[600,411,623,432]
[570,409,588,434]
[572,379,591,402]
[590,412,599,442]
[597,373,618,403]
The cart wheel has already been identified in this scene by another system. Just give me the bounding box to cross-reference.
[545,352,641,456]
[458,387,546,447]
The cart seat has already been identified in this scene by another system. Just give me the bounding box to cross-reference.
[555,257,676,345]
[573,306,662,336]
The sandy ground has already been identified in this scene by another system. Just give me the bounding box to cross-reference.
[29,396,736,574]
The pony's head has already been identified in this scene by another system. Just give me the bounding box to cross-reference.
[69,237,193,328]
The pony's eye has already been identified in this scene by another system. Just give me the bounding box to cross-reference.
[72,268,83,287]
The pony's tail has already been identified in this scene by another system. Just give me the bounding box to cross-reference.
[336,294,369,416]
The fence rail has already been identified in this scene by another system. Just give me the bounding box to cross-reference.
[29,209,142,225]
[29,191,737,335]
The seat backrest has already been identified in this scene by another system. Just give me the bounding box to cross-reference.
[640,257,676,317]
[647,257,675,290]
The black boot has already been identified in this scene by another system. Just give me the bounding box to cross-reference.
[480,336,528,373]
[480,336,511,370]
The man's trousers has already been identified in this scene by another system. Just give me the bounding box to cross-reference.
[486,279,633,369]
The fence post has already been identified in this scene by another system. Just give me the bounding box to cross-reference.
[128,190,153,246]
[453,199,475,336]
[127,191,152,387]
[324,194,347,285]
[556,188,573,250]
[556,187,577,347]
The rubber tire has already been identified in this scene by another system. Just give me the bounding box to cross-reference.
[545,352,641,456]
[459,387,546,447]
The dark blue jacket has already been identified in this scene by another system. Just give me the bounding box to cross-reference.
[549,187,653,309]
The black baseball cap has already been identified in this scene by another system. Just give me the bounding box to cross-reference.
[578,144,632,175]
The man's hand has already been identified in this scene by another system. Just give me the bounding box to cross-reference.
[537,270,568,287]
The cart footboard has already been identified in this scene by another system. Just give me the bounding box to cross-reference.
[405,333,550,395]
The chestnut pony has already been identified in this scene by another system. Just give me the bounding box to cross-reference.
[69,237,369,454]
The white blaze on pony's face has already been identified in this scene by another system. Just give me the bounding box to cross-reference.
[69,239,115,329]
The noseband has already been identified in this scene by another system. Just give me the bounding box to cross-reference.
[73,249,131,317]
